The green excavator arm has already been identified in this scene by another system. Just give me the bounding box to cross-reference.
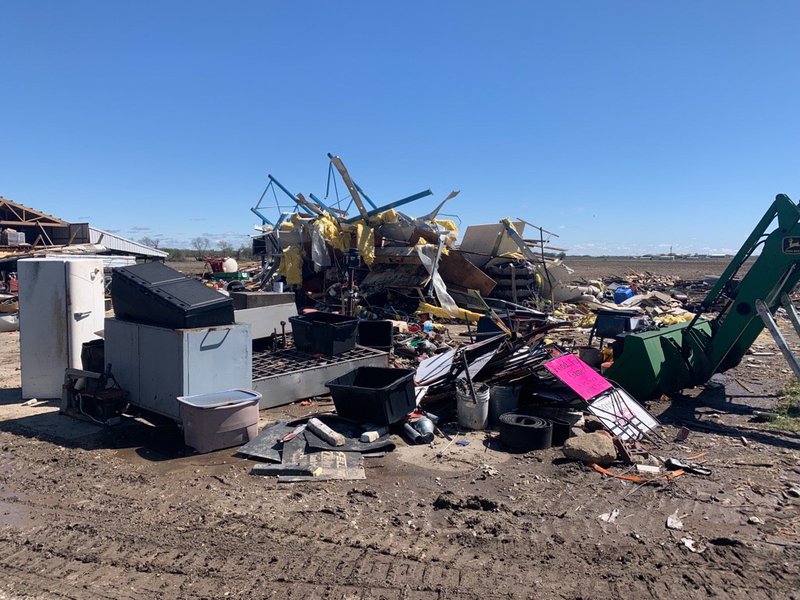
[605,194,800,398]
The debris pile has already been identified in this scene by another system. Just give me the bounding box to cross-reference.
[10,161,798,497]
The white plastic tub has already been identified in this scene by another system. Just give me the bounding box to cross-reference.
[177,389,261,453]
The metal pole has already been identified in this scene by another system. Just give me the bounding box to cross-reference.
[756,298,800,380]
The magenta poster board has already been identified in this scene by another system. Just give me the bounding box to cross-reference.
[544,354,612,401]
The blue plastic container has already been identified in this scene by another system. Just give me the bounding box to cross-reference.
[613,286,635,304]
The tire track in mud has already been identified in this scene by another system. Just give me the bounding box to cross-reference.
[2,510,796,600]
[1,433,799,599]
[0,529,461,600]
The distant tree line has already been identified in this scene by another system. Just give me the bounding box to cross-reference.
[139,236,254,262]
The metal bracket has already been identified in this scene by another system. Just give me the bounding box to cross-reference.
[755,298,800,379]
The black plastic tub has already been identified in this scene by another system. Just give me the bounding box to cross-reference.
[290,312,358,355]
[326,367,416,425]
[357,320,394,350]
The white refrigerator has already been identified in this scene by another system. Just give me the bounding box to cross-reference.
[18,257,106,399]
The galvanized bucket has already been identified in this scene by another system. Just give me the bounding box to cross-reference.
[456,382,490,430]
[488,385,520,425]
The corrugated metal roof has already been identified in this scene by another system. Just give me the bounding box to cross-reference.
[89,227,168,258]
[42,253,138,269]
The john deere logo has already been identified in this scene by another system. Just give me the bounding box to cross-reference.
[783,237,800,254]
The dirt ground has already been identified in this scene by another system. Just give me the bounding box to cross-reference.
[1,260,799,600]
[564,257,740,282]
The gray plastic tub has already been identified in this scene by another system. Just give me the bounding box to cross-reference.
[177,389,261,453]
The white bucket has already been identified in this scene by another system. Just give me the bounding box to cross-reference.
[271,281,284,293]
[456,382,490,430]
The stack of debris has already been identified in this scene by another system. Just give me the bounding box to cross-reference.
[245,154,601,328]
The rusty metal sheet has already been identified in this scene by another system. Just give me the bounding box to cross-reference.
[438,250,497,297]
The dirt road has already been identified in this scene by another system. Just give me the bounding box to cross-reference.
[1,261,799,599]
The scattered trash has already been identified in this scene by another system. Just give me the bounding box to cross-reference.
[665,458,712,476]
[747,516,764,525]
[598,508,620,523]
[635,464,661,475]
[680,537,705,553]
[674,426,691,442]
[360,427,387,443]
[666,509,685,531]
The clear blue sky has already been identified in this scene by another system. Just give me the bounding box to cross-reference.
[1,1,797,255]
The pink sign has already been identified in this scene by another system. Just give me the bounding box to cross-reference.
[544,354,612,401]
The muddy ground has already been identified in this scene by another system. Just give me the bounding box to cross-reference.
[1,260,799,600]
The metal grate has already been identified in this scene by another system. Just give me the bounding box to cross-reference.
[252,345,387,379]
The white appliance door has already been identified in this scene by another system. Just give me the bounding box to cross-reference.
[19,260,69,398]
[66,259,105,370]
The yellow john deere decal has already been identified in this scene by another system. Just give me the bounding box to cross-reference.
[783,237,800,254]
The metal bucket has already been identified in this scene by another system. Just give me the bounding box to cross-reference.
[489,385,519,425]
[456,382,490,430]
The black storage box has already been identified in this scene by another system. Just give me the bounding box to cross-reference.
[326,367,416,425]
[111,262,234,329]
[357,320,393,350]
[289,312,358,355]
[590,309,645,341]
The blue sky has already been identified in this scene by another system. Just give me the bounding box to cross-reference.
[1,1,797,255]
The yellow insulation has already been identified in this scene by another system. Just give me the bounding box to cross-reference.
[375,209,399,224]
[278,246,304,286]
[417,301,483,323]
[433,218,457,232]
[356,223,375,266]
[315,212,349,251]
[656,312,694,326]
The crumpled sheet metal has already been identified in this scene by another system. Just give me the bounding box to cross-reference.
[416,244,471,320]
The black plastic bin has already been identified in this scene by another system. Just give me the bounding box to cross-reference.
[357,320,394,350]
[290,312,358,355]
[326,367,416,425]
[111,262,234,329]
[81,339,105,373]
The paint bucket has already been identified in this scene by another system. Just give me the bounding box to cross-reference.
[489,385,519,425]
[271,280,284,293]
[456,381,490,430]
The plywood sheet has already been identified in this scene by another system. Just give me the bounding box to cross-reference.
[458,221,526,268]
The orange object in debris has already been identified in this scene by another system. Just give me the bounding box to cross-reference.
[590,463,685,483]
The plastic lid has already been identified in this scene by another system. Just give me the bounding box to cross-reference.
[176,389,262,409]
